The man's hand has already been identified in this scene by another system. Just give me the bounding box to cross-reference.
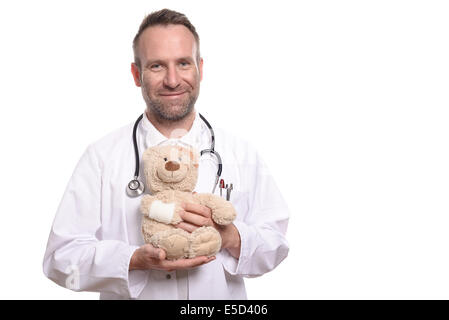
[129,244,215,271]
[177,202,241,258]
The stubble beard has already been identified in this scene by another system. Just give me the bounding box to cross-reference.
[144,87,199,122]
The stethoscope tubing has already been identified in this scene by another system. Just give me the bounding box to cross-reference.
[132,114,144,179]
[127,112,222,197]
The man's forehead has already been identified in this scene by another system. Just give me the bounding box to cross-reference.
[137,24,197,60]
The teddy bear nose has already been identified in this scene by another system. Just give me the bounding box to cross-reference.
[165,161,180,171]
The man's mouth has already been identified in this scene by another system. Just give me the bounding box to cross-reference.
[159,91,186,98]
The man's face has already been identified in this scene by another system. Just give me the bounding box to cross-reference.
[134,24,203,121]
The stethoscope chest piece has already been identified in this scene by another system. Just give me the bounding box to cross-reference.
[126,178,145,197]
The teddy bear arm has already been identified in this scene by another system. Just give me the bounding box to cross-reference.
[194,193,237,226]
[140,194,156,216]
[141,194,182,225]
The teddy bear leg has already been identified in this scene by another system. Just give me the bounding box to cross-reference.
[188,226,222,258]
[150,229,191,260]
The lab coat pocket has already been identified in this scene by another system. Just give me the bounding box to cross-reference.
[228,190,249,220]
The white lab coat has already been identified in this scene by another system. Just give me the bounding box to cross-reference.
[43,111,289,299]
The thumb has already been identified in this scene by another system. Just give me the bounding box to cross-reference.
[151,247,166,260]
[143,244,166,260]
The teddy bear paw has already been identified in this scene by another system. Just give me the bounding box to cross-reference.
[212,204,237,226]
[188,226,222,258]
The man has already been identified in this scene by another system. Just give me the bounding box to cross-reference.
[43,8,289,300]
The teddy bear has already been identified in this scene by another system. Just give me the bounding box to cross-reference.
[140,140,236,260]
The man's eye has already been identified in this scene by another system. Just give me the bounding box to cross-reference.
[151,64,161,70]
[179,61,189,67]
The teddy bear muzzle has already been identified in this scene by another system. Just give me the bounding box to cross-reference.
[165,161,180,171]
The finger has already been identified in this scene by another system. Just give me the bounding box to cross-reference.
[183,202,211,218]
[181,210,211,227]
[151,248,165,260]
[162,256,215,270]
[177,221,198,233]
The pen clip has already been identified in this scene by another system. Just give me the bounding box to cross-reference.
[226,183,233,201]
[219,179,225,197]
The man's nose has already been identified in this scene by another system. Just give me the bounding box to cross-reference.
[163,67,181,89]
[165,161,180,171]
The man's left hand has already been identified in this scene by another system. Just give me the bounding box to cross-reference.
[177,202,241,259]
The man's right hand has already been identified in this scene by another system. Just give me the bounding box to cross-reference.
[129,244,215,271]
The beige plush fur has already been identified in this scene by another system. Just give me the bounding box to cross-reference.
[140,143,236,260]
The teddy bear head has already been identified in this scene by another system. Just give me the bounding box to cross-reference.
[142,140,200,194]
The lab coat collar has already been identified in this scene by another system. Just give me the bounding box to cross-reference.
[140,110,203,150]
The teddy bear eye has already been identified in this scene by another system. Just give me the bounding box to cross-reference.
[163,157,167,161]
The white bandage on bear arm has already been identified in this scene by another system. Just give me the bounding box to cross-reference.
[148,200,175,224]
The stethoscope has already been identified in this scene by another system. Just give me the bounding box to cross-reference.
[126,113,223,197]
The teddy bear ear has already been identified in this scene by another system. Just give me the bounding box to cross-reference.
[142,145,156,157]
[142,145,164,164]
[189,149,200,163]
[142,147,151,161]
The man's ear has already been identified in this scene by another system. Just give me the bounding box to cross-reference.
[199,58,203,81]
[131,62,142,87]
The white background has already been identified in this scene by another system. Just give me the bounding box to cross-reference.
[0,0,448,299]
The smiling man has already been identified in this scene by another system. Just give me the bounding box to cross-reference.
[132,23,202,124]
[43,9,289,300]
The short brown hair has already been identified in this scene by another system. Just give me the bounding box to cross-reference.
[132,9,200,71]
